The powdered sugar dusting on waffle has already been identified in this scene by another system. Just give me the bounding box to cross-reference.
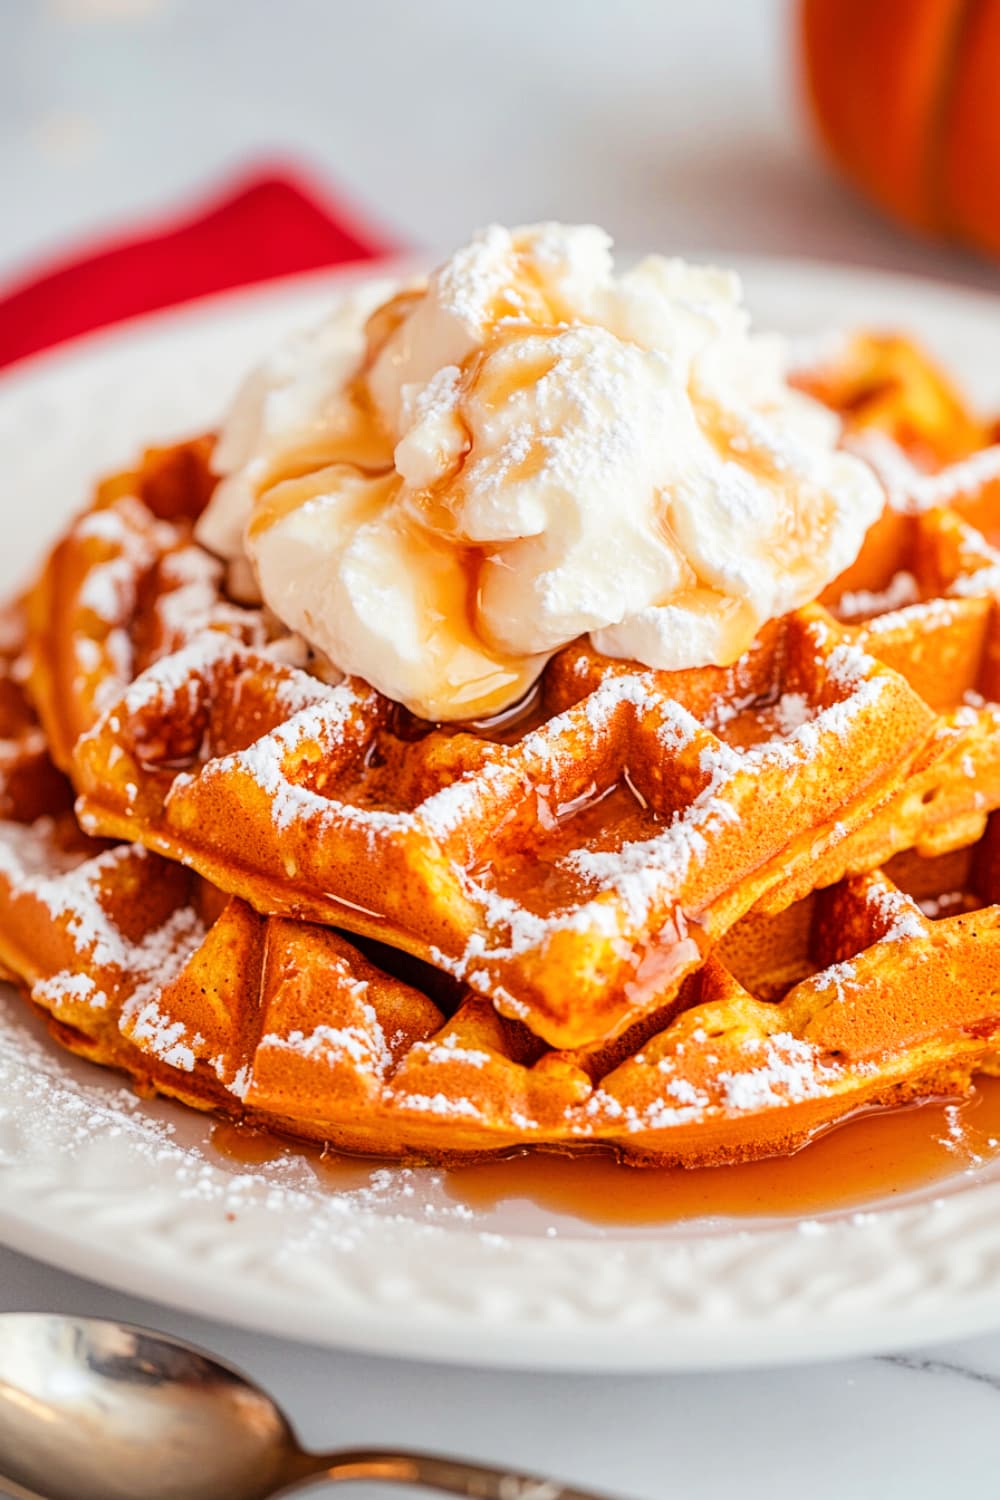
[867,882,928,942]
[753,650,888,771]
[580,671,664,721]
[656,698,703,752]
[824,641,879,687]
[418,758,518,842]
[152,543,256,647]
[718,1034,837,1112]
[75,499,174,551]
[400,1092,487,1121]
[560,759,740,926]
[564,832,707,927]
[578,1089,704,1131]
[766,691,814,735]
[34,971,107,1011]
[859,596,964,633]
[73,501,174,627]
[836,571,921,621]
[449,888,625,976]
[124,997,204,1073]
[420,1037,493,1069]
[851,430,1000,513]
[949,563,1000,599]
[71,503,259,660]
[78,555,140,625]
[262,1018,390,1074]
[0,820,205,1008]
[223,683,382,831]
[260,968,395,1079]
[117,631,237,717]
[0,825,143,972]
[821,960,859,1004]
[421,675,677,849]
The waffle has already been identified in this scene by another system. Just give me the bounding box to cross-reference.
[40,401,1000,1050]
[792,331,999,465]
[26,438,267,773]
[55,477,931,1049]
[0,605,71,825]
[2,806,1000,1164]
[20,418,941,1051]
[10,327,1000,1165]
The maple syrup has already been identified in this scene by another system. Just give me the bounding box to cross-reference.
[445,1078,1000,1225]
[211,1075,1000,1228]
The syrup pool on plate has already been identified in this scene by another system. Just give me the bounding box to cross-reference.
[211,1075,1000,1228]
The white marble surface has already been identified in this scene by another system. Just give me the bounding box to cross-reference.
[4,3,1000,1497]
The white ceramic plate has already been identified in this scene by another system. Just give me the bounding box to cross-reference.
[5,256,1000,1373]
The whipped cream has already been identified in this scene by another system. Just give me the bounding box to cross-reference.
[198,224,883,720]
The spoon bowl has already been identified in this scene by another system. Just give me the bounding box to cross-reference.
[0,1315,295,1500]
[0,1313,613,1500]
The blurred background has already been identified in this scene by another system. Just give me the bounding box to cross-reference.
[4,0,1000,308]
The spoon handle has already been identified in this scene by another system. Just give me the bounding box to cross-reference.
[293,1446,619,1499]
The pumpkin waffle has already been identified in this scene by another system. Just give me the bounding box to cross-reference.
[2,808,1000,1164]
[0,604,70,825]
[26,438,272,774]
[54,474,931,1048]
[12,326,1000,1163]
[792,331,1000,465]
[21,420,940,1052]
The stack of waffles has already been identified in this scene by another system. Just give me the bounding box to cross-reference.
[5,334,1000,1165]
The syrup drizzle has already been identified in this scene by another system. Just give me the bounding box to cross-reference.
[211,1075,1000,1229]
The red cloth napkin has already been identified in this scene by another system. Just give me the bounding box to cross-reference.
[0,167,396,371]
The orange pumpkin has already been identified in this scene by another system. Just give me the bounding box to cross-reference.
[800,0,1000,257]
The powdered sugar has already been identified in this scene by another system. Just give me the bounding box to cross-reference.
[125,999,202,1072]
[835,571,920,621]
[263,1017,390,1074]
[398,1092,485,1121]
[0,828,145,973]
[852,430,1000,512]
[664,1076,709,1107]
[820,960,858,1004]
[949,564,1000,599]
[718,1033,835,1112]
[867,883,928,942]
[767,691,813,735]
[824,641,878,689]
[421,1037,493,1069]
[78,556,138,623]
[860,595,962,633]
[33,971,107,1011]
[755,667,888,773]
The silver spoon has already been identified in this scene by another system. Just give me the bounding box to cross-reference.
[0,1314,617,1500]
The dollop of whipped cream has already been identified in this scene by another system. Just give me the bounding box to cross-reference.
[198,224,883,721]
